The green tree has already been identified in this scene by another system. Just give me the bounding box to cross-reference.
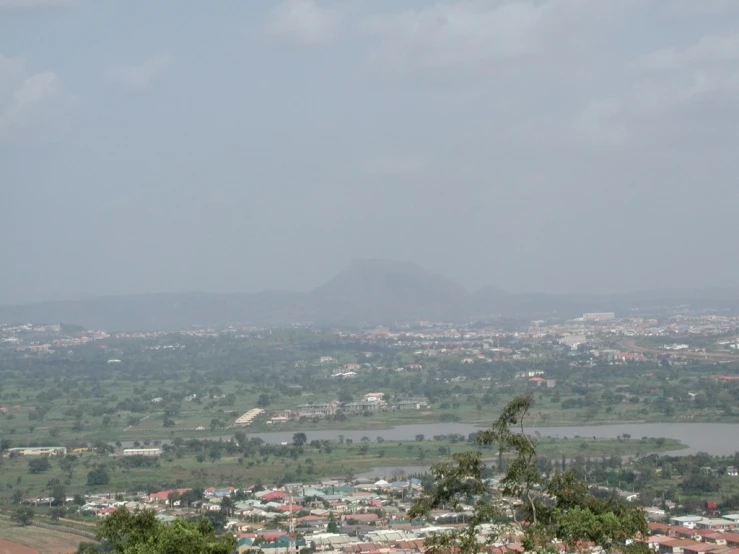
[179,489,202,508]
[91,508,235,554]
[28,457,52,474]
[87,467,111,486]
[167,491,180,508]
[220,496,234,517]
[293,432,307,448]
[681,472,719,495]
[204,510,227,532]
[208,449,221,463]
[233,431,246,446]
[13,507,34,526]
[327,514,339,533]
[51,482,67,506]
[409,394,648,554]
[256,393,271,407]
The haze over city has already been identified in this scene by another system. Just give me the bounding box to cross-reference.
[8,4,739,553]
[3,0,739,305]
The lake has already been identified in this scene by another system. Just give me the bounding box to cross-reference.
[243,422,739,456]
[119,421,739,458]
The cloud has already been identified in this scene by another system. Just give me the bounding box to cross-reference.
[360,155,427,177]
[365,1,540,72]
[575,32,739,148]
[0,0,75,10]
[267,0,339,46]
[0,54,62,142]
[362,0,628,77]
[665,0,739,16]
[635,32,739,109]
[637,33,739,72]
[574,99,630,147]
[106,54,172,92]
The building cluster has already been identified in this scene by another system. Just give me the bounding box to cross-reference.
[265,394,429,425]
[45,477,540,554]
[21,474,739,554]
[31,474,697,554]
[645,514,739,554]
[5,309,739,368]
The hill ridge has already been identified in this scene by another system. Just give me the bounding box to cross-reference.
[2,259,739,330]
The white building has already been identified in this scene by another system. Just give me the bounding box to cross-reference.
[123,448,162,457]
[669,515,703,529]
[560,335,587,349]
[583,312,616,321]
[6,446,66,456]
[233,408,265,427]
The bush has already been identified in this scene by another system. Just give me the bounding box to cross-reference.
[13,507,34,526]
[28,457,52,474]
[87,467,110,486]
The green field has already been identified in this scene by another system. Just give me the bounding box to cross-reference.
[3,324,739,518]
[3,326,739,451]
[0,435,686,506]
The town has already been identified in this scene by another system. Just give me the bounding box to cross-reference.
[3,308,739,551]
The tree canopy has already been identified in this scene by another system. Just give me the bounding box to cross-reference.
[409,394,648,554]
[293,432,307,448]
[89,508,235,554]
[13,507,34,526]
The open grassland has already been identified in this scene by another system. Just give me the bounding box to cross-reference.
[4,326,739,524]
[3,387,730,447]
[4,326,739,452]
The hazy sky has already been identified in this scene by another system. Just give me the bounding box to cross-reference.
[3,0,739,304]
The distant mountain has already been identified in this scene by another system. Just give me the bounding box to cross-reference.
[0,291,292,331]
[307,259,469,322]
[2,259,739,330]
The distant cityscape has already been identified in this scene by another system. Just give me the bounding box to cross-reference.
[4,297,739,552]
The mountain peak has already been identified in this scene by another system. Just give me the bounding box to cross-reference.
[6,259,739,331]
[309,259,469,320]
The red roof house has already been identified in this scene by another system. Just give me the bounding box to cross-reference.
[262,491,289,502]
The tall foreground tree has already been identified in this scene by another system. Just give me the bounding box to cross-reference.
[409,395,648,554]
[88,508,235,554]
